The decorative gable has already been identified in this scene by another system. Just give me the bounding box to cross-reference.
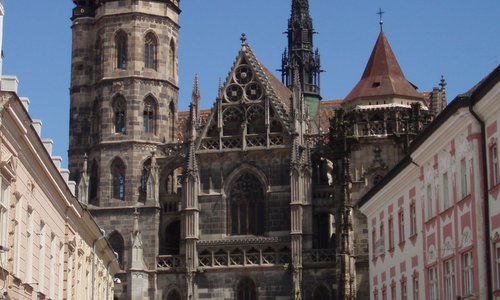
[197,36,293,152]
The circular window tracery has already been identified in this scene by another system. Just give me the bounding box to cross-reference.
[245,82,263,101]
[225,84,244,102]
[234,65,253,85]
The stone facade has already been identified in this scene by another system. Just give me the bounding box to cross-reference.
[68,1,444,299]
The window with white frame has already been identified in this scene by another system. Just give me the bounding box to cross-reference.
[380,222,385,255]
[0,177,10,265]
[496,243,500,290]
[390,283,396,300]
[39,221,46,292]
[398,209,405,243]
[413,275,419,300]
[401,279,407,300]
[410,202,417,236]
[12,196,22,276]
[462,251,474,296]
[429,266,438,300]
[427,184,434,219]
[442,172,450,210]
[492,144,499,186]
[382,286,387,300]
[26,208,34,282]
[461,158,469,198]
[388,217,394,250]
[444,259,455,300]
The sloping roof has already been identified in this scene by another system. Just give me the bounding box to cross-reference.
[345,31,423,102]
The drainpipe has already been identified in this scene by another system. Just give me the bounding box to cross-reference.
[92,235,106,300]
[469,104,493,299]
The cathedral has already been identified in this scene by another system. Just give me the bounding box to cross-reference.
[68,0,445,299]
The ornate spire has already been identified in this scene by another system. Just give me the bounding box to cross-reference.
[190,74,200,127]
[281,0,321,100]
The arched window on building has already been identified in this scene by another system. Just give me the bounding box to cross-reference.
[313,285,330,300]
[144,32,157,70]
[169,40,176,78]
[108,231,125,268]
[111,158,126,200]
[113,96,126,134]
[313,213,335,249]
[115,31,127,69]
[236,278,257,300]
[160,221,180,255]
[88,160,99,205]
[166,290,181,300]
[229,173,265,236]
[140,158,151,201]
[143,97,156,134]
[168,101,176,141]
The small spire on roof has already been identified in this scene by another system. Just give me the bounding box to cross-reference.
[240,33,247,46]
[439,75,447,91]
[377,8,385,32]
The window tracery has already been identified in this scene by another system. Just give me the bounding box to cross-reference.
[143,97,156,134]
[111,158,126,200]
[229,173,265,236]
[113,96,126,134]
[115,31,127,69]
[144,33,157,70]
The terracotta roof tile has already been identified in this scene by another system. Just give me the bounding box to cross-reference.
[345,31,423,102]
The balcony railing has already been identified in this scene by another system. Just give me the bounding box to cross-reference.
[157,255,183,270]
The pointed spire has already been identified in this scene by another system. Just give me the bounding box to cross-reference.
[439,75,447,92]
[190,74,200,128]
[345,31,423,102]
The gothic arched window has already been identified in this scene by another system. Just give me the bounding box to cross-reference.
[144,32,158,70]
[113,96,126,134]
[169,40,176,78]
[313,213,335,249]
[229,173,265,236]
[88,160,99,205]
[236,278,257,300]
[143,97,156,134]
[140,158,151,201]
[108,231,125,268]
[313,285,330,300]
[160,221,180,255]
[168,101,176,141]
[111,158,126,200]
[115,31,127,69]
[166,290,181,300]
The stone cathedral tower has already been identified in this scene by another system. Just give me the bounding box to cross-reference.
[69,0,180,299]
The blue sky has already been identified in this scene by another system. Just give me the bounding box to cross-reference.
[3,0,499,167]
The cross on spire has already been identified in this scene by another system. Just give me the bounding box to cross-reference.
[377,8,385,32]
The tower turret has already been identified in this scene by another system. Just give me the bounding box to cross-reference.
[281,0,322,118]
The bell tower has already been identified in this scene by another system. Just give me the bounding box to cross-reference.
[68,0,180,298]
[281,0,322,118]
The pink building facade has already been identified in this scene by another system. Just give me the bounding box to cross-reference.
[360,66,499,300]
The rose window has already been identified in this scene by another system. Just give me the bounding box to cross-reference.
[234,65,253,85]
[245,82,263,101]
[225,84,244,102]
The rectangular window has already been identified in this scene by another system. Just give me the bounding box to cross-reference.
[0,178,9,265]
[410,202,417,236]
[391,284,396,300]
[413,276,419,300]
[372,228,377,258]
[444,259,455,300]
[401,280,407,300]
[496,244,500,290]
[398,210,405,243]
[462,252,474,296]
[388,217,394,250]
[493,145,499,186]
[429,267,438,300]
[427,184,434,219]
[12,197,22,276]
[380,222,385,255]
[443,172,450,210]
[382,287,387,300]
[39,222,46,292]
[26,208,34,282]
[461,158,469,198]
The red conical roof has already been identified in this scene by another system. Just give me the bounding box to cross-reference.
[345,31,423,102]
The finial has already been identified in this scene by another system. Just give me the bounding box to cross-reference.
[240,33,247,46]
[218,78,223,98]
[133,208,140,233]
[439,75,447,91]
[192,74,200,100]
[377,8,385,32]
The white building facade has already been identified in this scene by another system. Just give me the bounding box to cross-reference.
[360,66,499,300]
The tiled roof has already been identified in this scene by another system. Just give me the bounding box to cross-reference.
[345,31,424,102]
